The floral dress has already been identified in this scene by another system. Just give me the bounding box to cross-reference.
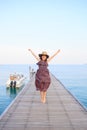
[35,60,51,92]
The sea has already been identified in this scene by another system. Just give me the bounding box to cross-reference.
[0,64,87,115]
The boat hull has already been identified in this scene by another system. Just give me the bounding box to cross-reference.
[6,77,26,88]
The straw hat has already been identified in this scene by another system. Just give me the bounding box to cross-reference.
[39,51,49,58]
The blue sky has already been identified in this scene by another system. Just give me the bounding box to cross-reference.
[0,0,87,64]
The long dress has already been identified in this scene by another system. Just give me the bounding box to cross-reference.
[35,60,51,92]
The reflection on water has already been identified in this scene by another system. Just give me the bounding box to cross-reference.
[6,86,23,98]
[6,87,17,98]
[10,87,17,95]
[0,85,24,115]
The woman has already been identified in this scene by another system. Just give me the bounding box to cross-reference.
[28,49,60,103]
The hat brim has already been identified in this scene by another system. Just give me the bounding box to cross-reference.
[39,54,49,58]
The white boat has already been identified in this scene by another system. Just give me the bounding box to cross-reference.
[6,73,26,88]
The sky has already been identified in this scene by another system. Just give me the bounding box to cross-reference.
[0,0,87,64]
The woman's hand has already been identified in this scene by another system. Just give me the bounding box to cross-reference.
[57,49,60,53]
[28,49,32,52]
[28,49,39,61]
[47,49,61,62]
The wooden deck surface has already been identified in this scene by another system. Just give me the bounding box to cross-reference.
[0,74,87,130]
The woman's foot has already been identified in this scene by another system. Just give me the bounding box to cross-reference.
[43,97,46,103]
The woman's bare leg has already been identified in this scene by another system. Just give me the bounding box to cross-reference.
[43,91,46,103]
[40,91,47,103]
[40,91,43,102]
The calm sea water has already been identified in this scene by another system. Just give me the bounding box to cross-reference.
[49,64,87,110]
[0,64,87,115]
[0,64,29,115]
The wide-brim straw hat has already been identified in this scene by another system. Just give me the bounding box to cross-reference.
[39,51,49,58]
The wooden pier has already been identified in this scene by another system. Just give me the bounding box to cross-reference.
[0,74,87,130]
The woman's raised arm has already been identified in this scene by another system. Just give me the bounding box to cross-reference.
[47,49,60,62]
[28,49,39,61]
